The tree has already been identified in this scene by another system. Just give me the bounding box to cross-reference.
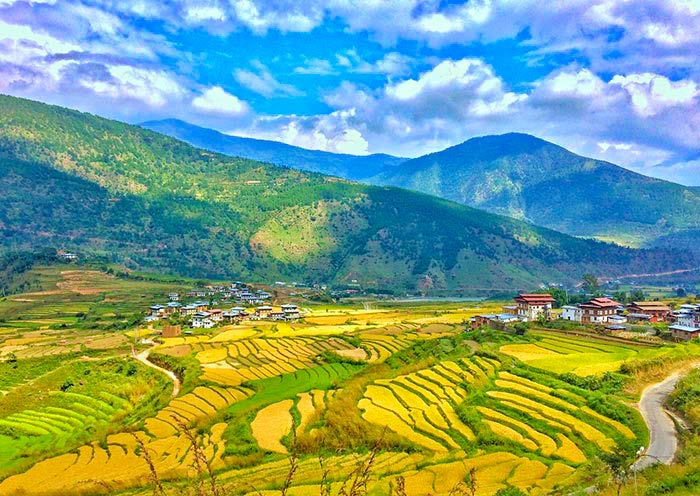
[581,273,599,295]
[613,291,628,304]
[545,287,568,307]
[601,443,636,496]
[513,322,529,336]
[676,287,687,297]
[629,289,645,302]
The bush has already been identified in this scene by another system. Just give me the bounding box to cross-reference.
[495,488,527,496]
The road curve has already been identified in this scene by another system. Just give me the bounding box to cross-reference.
[633,372,683,471]
[133,347,181,397]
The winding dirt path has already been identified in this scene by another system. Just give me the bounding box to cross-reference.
[132,346,180,397]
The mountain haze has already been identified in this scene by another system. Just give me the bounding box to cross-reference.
[141,119,405,180]
[0,95,694,293]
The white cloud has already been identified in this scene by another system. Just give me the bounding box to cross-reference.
[191,86,249,115]
[80,65,186,107]
[293,58,336,75]
[610,73,699,117]
[233,61,302,97]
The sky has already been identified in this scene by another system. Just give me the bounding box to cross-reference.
[1,1,700,185]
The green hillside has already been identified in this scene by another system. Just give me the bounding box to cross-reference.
[0,95,694,292]
[371,133,700,248]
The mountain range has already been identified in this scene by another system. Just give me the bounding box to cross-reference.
[141,119,405,181]
[0,95,695,293]
[143,120,700,253]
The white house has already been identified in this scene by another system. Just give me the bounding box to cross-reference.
[281,304,300,320]
[560,305,582,322]
[192,312,214,328]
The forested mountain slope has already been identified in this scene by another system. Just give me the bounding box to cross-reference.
[0,95,694,292]
[371,133,700,248]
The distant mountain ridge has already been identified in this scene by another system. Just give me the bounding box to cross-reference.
[371,133,700,249]
[140,119,405,180]
[147,122,700,251]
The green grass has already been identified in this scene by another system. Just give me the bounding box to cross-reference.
[0,358,170,478]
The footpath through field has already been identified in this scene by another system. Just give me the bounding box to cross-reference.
[133,346,181,397]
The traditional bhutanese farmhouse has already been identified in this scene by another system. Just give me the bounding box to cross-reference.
[561,305,582,322]
[208,309,223,322]
[579,297,619,324]
[180,304,199,316]
[193,301,209,312]
[626,301,672,322]
[677,304,700,328]
[192,312,214,328]
[165,302,181,314]
[149,304,165,317]
[514,294,555,321]
[281,303,300,320]
[669,324,700,341]
[255,305,273,319]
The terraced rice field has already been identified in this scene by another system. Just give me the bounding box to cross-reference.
[500,334,640,375]
[359,356,495,450]
[0,282,651,496]
[145,385,253,438]
[0,424,230,494]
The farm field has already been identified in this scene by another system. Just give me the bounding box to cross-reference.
[0,267,698,495]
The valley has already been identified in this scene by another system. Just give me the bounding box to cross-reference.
[1,264,699,495]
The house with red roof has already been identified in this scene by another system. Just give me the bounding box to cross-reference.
[514,293,555,321]
[579,297,620,324]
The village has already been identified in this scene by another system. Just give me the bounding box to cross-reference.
[471,293,700,341]
[143,282,302,337]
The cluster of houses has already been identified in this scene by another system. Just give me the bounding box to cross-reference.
[144,282,303,329]
[146,300,302,329]
[471,293,700,341]
[670,304,700,341]
[181,284,272,305]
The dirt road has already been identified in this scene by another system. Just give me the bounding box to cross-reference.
[633,372,684,470]
[133,347,181,397]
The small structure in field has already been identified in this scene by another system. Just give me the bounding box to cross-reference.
[470,313,520,330]
[162,324,181,338]
[669,324,700,341]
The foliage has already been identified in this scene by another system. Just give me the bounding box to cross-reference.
[582,273,600,295]
[0,248,58,296]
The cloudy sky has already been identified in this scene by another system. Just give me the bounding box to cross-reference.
[2,1,700,184]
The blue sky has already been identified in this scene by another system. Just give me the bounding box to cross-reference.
[1,1,700,184]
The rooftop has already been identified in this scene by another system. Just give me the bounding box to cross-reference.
[515,293,555,303]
